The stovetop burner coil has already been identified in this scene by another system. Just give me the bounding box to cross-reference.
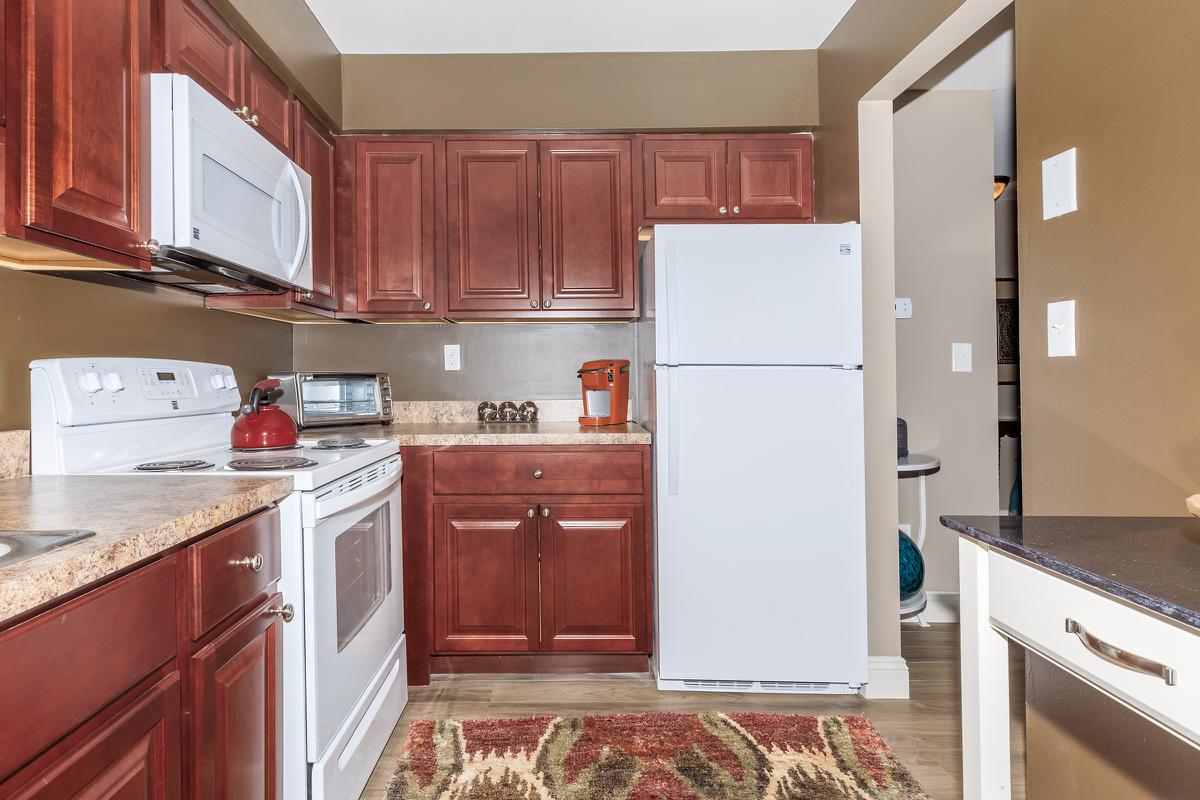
[134,460,215,472]
[226,456,318,471]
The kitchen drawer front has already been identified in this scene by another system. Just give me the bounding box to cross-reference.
[433,450,645,496]
[186,507,281,640]
[0,556,177,780]
[989,553,1200,744]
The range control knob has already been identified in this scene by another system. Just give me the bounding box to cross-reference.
[102,372,125,393]
[77,371,103,394]
[223,374,238,390]
[209,374,226,390]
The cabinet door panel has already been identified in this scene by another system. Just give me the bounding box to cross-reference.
[728,137,814,220]
[7,673,182,800]
[190,595,282,800]
[163,0,240,109]
[24,0,153,259]
[239,47,292,156]
[541,505,645,652]
[292,102,337,310]
[540,140,635,313]
[354,141,438,315]
[640,138,726,220]
[434,504,538,652]
[446,141,540,313]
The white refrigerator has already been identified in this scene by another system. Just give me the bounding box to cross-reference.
[638,224,868,693]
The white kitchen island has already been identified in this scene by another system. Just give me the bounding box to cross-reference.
[942,515,1200,800]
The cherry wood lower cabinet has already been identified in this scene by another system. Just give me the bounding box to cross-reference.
[403,446,652,684]
[0,507,285,798]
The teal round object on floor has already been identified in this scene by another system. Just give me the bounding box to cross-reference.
[898,529,925,601]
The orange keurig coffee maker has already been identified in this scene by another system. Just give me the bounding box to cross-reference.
[577,359,630,426]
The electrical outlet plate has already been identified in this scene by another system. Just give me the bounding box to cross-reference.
[952,342,973,373]
[1042,147,1078,220]
[443,344,461,371]
[895,298,913,319]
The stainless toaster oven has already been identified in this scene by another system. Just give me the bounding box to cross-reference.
[269,373,393,429]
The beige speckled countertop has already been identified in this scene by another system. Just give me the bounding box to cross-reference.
[304,421,651,447]
[0,475,293,625]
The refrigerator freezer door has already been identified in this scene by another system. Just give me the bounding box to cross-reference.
[654,224,862,366]
[654,365,867,684]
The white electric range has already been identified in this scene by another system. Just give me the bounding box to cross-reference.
[29,357,407,800]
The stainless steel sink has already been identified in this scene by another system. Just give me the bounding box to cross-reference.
[0,530,95,569]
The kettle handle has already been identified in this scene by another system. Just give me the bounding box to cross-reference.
[247,378,284,412]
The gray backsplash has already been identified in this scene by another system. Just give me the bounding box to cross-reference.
[293,322,638,407]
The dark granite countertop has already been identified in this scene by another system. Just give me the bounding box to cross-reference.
[941,515,1200,632]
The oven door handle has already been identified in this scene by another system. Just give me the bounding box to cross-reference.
[307,459,401,522]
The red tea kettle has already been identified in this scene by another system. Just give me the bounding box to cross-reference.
[231,378,298,450]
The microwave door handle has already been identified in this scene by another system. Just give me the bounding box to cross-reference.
[286,160,309,282]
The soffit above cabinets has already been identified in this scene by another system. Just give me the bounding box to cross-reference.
[302,0,855,54]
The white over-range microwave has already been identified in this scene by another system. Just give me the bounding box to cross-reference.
[143,73,312,294]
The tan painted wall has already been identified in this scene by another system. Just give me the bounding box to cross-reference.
[894,90,999,594]
[1016,1,1200,793]
[814,0,968,222]
[212,0,342,126]
[0,270,292,430]
[341,51,819,131]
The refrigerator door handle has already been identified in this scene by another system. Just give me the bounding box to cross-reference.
[665,239,680,365]
[667,369,680,495]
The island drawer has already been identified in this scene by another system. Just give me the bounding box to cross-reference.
[0,556,177,780]
[432,449,645,496]
[988,552,1200,746]
[185,507,281,640]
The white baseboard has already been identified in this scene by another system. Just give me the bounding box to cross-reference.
[923,591,960,623]
[862,655,910,699]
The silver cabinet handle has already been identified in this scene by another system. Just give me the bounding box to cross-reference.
[530,300,538,308]
[268,603,295,623]
[137,240,161,255]
[543,299,552,309]
[302,291,314,300]
[532,470,543,479]
[718,206,728,215]
[541,507,550,518]
[733,206,741,215]
[233,553,264,572]
[526,508,535,518]
[1066,619,1177,686]
[423,302,432,311]
[234,106,249,119]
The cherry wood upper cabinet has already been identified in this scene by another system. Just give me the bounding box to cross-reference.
[638,137,728,220]
[190,594,283,800]
[292,101,336,310]
[4,673,183,800]
[240,48,292,156]
[433,504,539,653]
[23,0,154,261]
[540,140,635,314]
[446,140,540,315]
[162,0,241,110]
[728,136,814,220]
[540,504,646,653]
[349,139,439,316]
[636,134,814,223]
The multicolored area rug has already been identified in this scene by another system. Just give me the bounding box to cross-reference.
[387,712,930,800]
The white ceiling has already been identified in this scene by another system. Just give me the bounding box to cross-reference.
[303,0,856,55]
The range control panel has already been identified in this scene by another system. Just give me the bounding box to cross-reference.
[31,357,242,427]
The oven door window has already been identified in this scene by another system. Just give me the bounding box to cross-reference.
[334,505,392,652]
[302,376,380,420]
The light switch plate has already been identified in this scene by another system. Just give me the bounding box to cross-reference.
[1042,148,1078,220]
[1047,300,1077,357]
[895,298,913,319]
[952,343,973,373]
[443,344,461,371]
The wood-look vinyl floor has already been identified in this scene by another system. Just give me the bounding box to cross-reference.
[360,624,1026,800]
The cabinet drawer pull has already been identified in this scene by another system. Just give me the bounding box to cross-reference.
[532,470,543,479]
[1066,618,1177,686]
[233,553,264,572]
[541,507,550,518]
[268,603,295,623]
[718,206,728,215]
[526,508,535,518]
[423,302,432,311]
[530,300,538,308]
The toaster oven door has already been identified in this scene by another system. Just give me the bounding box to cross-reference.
[299,375,384,426]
